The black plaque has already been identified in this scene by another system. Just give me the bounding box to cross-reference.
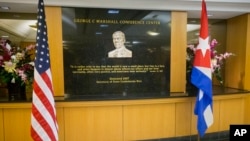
[62,7,171,100]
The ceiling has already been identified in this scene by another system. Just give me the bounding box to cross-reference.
[0,0,250,43]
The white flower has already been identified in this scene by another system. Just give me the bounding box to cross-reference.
[5,43,11,51]
[29,62,35,66]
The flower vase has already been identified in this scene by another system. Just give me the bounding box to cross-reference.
[7,82,26,101]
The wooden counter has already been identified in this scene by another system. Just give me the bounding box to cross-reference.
[1,87,250,141]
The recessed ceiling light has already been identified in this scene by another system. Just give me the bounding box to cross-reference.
[132,41,142,44]
[100,24,109,28]
[190,20,197,23]
[108,10,119,14]
[147,31,160,36]
[0,6,10,10]
[1,35,9,38]
[95,32,102,35]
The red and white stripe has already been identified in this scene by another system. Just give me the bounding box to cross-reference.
[31,69,58,141]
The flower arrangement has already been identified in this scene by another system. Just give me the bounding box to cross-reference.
[0,38,35,86]
[187,39,234,85]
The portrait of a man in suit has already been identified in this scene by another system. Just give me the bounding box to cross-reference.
[108,31,132,58]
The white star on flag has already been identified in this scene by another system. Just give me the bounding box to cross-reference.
[196,37,210,56]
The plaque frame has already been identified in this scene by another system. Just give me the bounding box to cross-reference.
[62,7,171,100]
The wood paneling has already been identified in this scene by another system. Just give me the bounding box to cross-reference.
[171,11,187,93]
[45,7,64,96]
[225,14,248,89]
[64,106,123,141]
[0,93,249,141]
[175,101,192,136]
[245,95,250,124]
[3,108,33,141]
[219,98,244,130]
[56,107,65,141]
[0,109,3,141]
[123,103,175,140]
[225,13,250,124]
[244,14,250,90]
[19,42,36,49]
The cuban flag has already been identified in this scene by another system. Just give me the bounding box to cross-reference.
[191,0,213,137]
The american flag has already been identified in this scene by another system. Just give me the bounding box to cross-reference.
[31,0,58,140]
[191,0,213,137]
